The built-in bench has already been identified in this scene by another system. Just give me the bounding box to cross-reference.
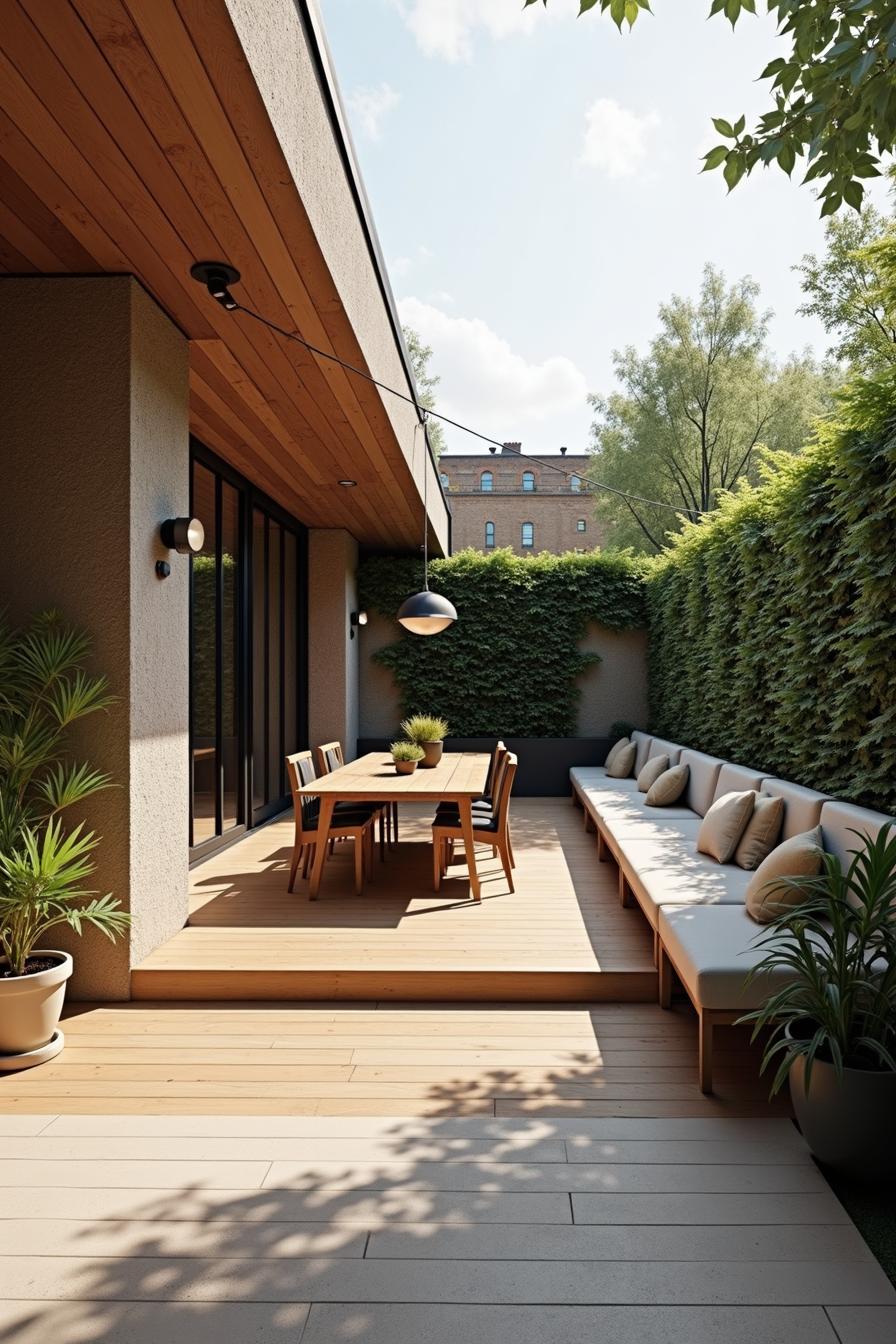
[571,731,893,1092]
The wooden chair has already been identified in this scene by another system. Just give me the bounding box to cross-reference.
[316,740,392,856]
[432,753,518,895]
[434,743,512,864]
[286,751,376,898]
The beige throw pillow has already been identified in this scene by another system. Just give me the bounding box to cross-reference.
[745,827,824,924]
[735,794,785,870]
[604,736,630,770]
[637,753,670,793]
[605,741,636,779]
[645,763,689,806]
[696,790,756,864]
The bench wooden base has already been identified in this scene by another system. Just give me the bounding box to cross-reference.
[658,941,741,1093]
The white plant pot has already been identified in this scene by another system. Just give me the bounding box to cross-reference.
[0,951,72,1066]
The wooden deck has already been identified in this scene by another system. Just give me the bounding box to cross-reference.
[132,799,657,1002]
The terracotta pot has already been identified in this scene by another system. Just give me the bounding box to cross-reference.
[788,1026,896,1176]
[420,741,444,769]
[394,759,419,775]
[0,951,72,1058]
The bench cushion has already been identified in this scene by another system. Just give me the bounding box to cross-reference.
[619,836,752,928]
[645,736,683,766]
[760,778,829,839]
[659,903,798,1011]
[679,749,724,817]
[632,730,654,775]
[712,763,767,802]
[820,799,895,872]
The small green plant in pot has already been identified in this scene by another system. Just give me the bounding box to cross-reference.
[391,741,424,775]
[739,826,896,1175]
[0,611,131,1070]
[400,714,449,769]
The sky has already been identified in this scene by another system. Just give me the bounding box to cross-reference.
[319,0,889,456]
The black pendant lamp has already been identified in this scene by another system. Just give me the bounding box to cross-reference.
[397,419,457,636]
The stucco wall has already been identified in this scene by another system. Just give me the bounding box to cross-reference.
[358,614,648,740]
[308,529,360,758]
[0,276,190,999]
[223,0,448,555]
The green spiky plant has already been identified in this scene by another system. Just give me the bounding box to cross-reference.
[738,826,896,1095]
[390,741,425,763]
[400,714,449,744]
[0,611,130,977]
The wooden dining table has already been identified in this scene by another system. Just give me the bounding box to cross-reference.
[300,750,492,901]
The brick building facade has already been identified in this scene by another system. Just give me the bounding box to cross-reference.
[439,444,604,556]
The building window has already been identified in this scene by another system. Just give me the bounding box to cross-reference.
[577,519,586,532]
[480,471,493,492]
[440,472,449,488]
[570,474,581,492]
[485,521,495,549]
[521,521,534,549]
[522,471,535,492]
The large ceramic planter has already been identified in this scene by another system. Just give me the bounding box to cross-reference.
[0,950,71,1070]
[394,759,419,776]
[420,741,444,769]
[788,1028,896,1176]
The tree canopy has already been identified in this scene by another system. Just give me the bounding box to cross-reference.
[526,0,896,215]
[402,324,446,458]
[587,265,836,552]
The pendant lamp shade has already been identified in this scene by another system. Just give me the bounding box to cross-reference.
[397,589,457,636]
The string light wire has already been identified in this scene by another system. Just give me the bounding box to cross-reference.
[234,300,701,519]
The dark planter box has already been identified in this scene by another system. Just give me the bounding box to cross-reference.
[356,737,609,797]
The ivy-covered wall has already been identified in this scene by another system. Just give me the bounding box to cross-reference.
[648,395,896,813]
[358,548,648,737]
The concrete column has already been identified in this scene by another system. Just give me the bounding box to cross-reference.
[307,529,359,758]
[0,276,190,999]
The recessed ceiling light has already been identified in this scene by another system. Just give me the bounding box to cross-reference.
[338,478,357,487]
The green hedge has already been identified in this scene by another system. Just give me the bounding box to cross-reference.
[359,548,648,737]
[648,386,896,812]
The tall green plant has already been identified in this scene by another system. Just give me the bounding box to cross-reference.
[0,611,129,975]
[739,827,896,1093]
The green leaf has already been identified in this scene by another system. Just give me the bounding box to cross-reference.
[702,144,729,170]
[778,141,796,175]
[723,151,745,190]
[734,114,746,136]
[712,117,736,137]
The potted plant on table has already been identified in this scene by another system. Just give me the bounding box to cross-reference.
[739,825,896,1175]
[391,741,424,775]
[0,610,131,1071]
[400,714,449,769]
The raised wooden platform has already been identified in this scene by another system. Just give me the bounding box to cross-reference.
[131,800,657,1002]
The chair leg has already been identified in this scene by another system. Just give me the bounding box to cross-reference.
[699,1011,714,1094]
[392,802,399,845]
[507,830,515,868]
[379,810,386,862]
[354,832,364,896]
[658,943,673,1009]
[498,836,514,893]
[432,831,442,892]
[288,844,301,893]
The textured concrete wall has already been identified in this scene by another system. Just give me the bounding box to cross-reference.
[0,277,190,999]
[358,613,648,739]
[308,529,360,758]
[223,0,448,556]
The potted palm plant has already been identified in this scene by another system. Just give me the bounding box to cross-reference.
[390,741,424,775]
[740,825,896,1174]
[401,714,449,769]
[0,611,131,1070]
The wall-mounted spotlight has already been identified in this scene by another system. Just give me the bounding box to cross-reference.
[349,611,368,640]
[160,517,205,555]
[190,260,241,310]
[338,478,357,488]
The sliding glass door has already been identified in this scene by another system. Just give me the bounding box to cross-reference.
[189,443,307,860]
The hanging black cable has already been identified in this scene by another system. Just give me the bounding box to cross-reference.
[189,262,701,519]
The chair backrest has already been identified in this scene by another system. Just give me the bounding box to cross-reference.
[487,743,509,799]
[316,740,344,776]
[286,751,319,833]
[493,752,518,828]
[484,740,506,796]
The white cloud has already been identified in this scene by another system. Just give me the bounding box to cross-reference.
[347,82,400,140]
[580,97,659,178]
[393,0,560,62]
[398,296,589,450]
[391,244,433,277]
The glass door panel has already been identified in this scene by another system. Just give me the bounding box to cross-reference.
[190,463,217,845]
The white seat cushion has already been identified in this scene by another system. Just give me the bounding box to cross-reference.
[618,834,752,928]
[659,903,799,1011]
[590,790,695,825]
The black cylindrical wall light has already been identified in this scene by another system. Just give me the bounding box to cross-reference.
[160,517,205,555]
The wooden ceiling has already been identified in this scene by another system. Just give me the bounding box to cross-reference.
[0,0,444,549]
